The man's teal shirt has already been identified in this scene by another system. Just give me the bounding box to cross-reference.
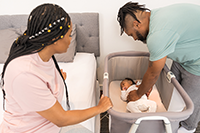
[147,3,200,76]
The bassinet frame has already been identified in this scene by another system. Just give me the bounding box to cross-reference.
[103,51,194,133]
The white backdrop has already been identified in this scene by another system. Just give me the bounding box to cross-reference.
[0,0,200,83]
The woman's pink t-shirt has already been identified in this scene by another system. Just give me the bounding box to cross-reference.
[0,53,64,133]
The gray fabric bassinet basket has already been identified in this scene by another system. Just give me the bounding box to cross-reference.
[103,51,194,133]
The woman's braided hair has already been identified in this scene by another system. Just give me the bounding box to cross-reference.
[117,2,150,35]
[1,3,71,110]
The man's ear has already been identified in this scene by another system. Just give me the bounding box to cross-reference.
[133,20,141,29]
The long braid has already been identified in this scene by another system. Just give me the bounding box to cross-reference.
[52,56,70,109]
[1,3,71,110]
[117,2,150,35]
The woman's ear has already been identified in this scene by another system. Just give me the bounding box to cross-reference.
[53,41,57,45]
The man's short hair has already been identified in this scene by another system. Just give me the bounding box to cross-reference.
[117,2,150,35]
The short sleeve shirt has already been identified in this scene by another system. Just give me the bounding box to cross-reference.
[0,53,64,133]
[147,3,200,76]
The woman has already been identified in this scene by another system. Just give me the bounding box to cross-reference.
[0,3,112,133]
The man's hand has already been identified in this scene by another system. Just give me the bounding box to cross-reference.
[145,87,153,97]
[127,90,141,102]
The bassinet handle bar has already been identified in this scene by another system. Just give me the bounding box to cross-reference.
[129,116,172,133]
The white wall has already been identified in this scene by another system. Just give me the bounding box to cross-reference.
[1,0,200,83]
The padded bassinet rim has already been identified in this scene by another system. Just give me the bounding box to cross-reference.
[103,51,194,123]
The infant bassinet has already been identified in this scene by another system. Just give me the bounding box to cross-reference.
[103,51,194,133]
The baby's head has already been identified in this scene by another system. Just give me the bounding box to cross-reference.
[120,78,136,91]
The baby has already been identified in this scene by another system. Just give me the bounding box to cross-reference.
[120,78,157,113]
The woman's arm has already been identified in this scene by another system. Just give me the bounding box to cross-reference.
[37,95,112,127]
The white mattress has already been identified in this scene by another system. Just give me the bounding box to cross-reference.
[0,52,98,133]
[59,53,98,132]
[0,64,4,124]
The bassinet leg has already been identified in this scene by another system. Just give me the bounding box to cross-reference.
[129,116,172,133]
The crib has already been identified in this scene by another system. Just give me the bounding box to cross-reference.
[103,51,194,133]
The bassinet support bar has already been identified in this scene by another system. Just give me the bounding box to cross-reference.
[103,51,194,124]
[129,116,172,133]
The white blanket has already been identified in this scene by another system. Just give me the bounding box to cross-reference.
[121,85,157,113]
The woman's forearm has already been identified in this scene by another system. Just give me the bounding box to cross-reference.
[59,106,100,127]
[37,96,112,127]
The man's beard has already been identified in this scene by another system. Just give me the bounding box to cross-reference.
[136,30,148,44]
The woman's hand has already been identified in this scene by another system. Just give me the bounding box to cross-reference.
[97,95,113,113]
[60,69,66,80]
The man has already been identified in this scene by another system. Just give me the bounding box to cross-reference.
[117,2,200,133]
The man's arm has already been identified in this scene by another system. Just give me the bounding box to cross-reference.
[127,56,167,102]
